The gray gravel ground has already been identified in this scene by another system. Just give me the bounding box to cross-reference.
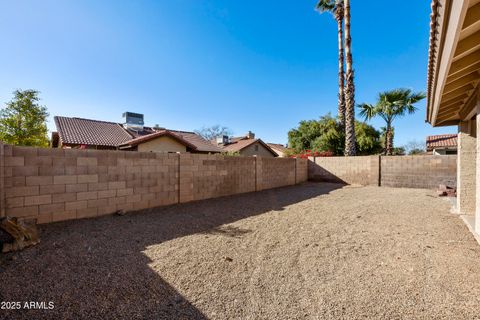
[1,182,480,319]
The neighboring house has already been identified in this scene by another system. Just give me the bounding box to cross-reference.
[426,134,458,155]
[426,1,480,229]
[52,113,222,154]
[216,131,278,157]
[267,143,290,157]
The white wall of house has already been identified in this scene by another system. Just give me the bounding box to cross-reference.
[433,148,457,155]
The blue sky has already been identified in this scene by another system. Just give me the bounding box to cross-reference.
[0,0,456,146]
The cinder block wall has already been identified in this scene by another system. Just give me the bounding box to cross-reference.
[258,157,296,190]
[3,146,179,223]
[179,154,256,202]
[295,157,308,183]
[308,155,457,188]
[308,156,380,185]
[0,145,308,224]
[381,155,457,188]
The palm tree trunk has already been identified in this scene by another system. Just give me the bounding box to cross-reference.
[343,0,356,156]
[383,129,388,155]
[335,3,345,128]
[385,123,393,156]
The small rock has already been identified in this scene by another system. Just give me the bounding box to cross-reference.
[224,256,233,262]
[115,210,126,216]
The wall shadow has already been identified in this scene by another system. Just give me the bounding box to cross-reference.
[308,159,349,185]
[0,182,342,320]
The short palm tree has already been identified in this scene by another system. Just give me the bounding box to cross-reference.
[315,0,345,128]
[358,89,426,155]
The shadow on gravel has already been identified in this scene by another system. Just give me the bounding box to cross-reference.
[0,182,342,320]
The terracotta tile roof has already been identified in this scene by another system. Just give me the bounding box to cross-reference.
[221,138,278,156]
[426,134,457,150]
[119,130,198,150]
[55,116,133,147]
[267,143,289,153]
[171,130,222,153]
[54,116,222,152]
[222,138,258,152]
[427,0,441,116]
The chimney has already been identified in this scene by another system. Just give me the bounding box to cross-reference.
[247,131,255,139]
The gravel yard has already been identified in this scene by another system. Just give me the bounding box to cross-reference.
[2,182,480,319]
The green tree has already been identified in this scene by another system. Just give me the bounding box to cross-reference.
[355,121,382,155]
[315,0,345,128]
[288,114,381,156]
[310,115,345,155]
[358,88,426,155]
[0,90,49,147]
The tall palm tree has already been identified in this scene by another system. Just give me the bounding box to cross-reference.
[358,88,426,155]
[343,0,356,156]
[315,0,345,128]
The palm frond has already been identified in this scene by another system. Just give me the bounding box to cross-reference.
[315,0,336,14]
[406,104,417,114]
[357,103,376,121]
[407,91,426,104]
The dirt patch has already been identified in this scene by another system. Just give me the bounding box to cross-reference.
[1,183,480,319]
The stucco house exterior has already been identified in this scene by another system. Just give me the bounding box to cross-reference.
[426,0,480,235]
[216,131,278,157]
[51,114,222,154]
[426,134,458,154]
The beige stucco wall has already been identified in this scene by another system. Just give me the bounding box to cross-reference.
[476,102,480,233]
[137,136,187,153]
[457,120,476,215]
[240,142,276,157]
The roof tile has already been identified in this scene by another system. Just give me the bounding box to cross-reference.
[426,134,457,149]
[55,117,132,147]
